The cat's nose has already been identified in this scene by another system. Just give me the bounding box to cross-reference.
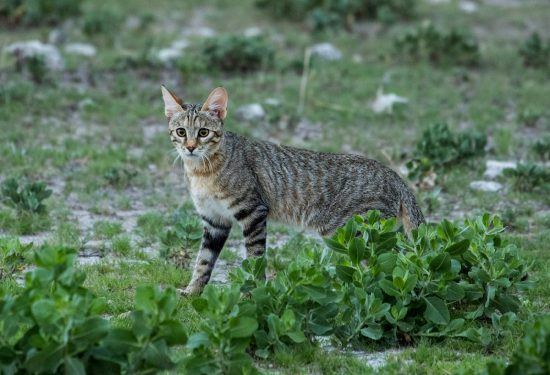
[186,146,196,153]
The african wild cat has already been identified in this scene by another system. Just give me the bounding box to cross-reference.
[161,86,425,295]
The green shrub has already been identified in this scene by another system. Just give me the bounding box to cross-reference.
[160,211,202,267]
[103,166,138,189]
[532,136,550,161]
[1,178,52,214]
[82,8,123,37]
[15,55,49,84]
[0,237,32,279]
[184,212,531,368]
[0,0,81,26]
[483,315,550,375]
[519,33,550,69]
[395,23,480,66]
[0,245,187,373]
[93,220,123,240]
[503,163,550,193]
[407,123,487,183]
[202,35,275,73]
[256,0,416,30]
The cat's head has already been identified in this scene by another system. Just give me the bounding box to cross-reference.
[161,86,228,161]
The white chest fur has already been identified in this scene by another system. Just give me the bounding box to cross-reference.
[187,174,233,221]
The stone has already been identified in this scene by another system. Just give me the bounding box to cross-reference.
[459,0,478,12]
[469,181,503,192]
[5,40,64,70]
[157,39,189,64]
[310,43,342,61]
[65,43,97,57]
[484,160,517,179]
[235,103,266,121]
[371,88,408,114]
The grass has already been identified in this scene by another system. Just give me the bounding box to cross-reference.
[0,0,549,373]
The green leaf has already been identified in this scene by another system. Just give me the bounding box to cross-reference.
[191,298,208,313]
[445,239,470,256]
[377,253,397,274]
[187,332,210,349]
[31,299,57,324]
[72,317,109,347]
[324,238,347,254]
[379,279,401,297]
[135,285,157,314]
[335,265,355,283]
[403,274,418,293]
[229,316,258,338]
[361,324,383,340]
[348,237,365,264]
[286,330,306,343]
[159,320,188,345]
[429,253,451,273]
[64,357,85,375]
[423,296,450,325]
[444,282,465,301]
[24,344,64,373]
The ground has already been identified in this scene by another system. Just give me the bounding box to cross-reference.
[0,0,549,373]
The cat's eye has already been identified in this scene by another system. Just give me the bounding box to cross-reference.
[198,128,209,137]
[175,128,186,137]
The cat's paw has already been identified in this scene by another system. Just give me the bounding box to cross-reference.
[178,284,202,296]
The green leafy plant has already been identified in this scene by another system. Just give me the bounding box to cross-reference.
[0,245,187,373]
[160,211,203,267]
[256,0,416,30]
[103,166,138,189]
[532,136,550,161]
[82,7,123,37]
[406,123,487,184]
[483,315,550,375]
[1,178,52,214]
[0,0,82,26]
[184,211,531,369]
[519,33,550,69]
[202,35,275,73]
[503,163,550,193]
[184,285,259,374]
[395,23,480,66]
[0,237,32,279]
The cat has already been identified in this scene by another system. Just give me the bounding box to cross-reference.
[161,85,425,295]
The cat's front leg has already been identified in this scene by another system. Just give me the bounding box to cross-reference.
[235,204,269,258]
[183,216,231,295]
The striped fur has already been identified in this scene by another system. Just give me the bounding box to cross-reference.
[161,87,425,295]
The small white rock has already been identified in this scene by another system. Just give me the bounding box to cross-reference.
[65,43,97,57]
[235,103,266,121]
[157,39,189,64]
[310,43,342,61]
[182,26,216,38]
[484,160,517,179]
[5,40,64,70]
[371,88,408,114]
[243,26,262,37]
[264,98,281,106]
[459,0,478,13]
[470,181,503,192]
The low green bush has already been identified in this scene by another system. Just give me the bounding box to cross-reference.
[483,315,550,375]
[160,210,202,268]
[184,211,531,371]
[532,136,550,161]
[0,0,81,26]
[82,8,123,37]
[0,245,187,373]
[256,0,416,30]
[519,33,550,69]
[1,178,52,215]
[503,163,550,193]
[394,23,480,66]
[407,123,487,184]
[202,35,275,73]
[0,237,32,279]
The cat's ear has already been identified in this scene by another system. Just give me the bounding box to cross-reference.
[201,87,228,120]
[161,85,184,119]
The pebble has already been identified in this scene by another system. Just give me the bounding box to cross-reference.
[469,181,503,192]
[484,160,517,179]
[5,40,64,70]
[310,43,342,61]
[235,103,266,121]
